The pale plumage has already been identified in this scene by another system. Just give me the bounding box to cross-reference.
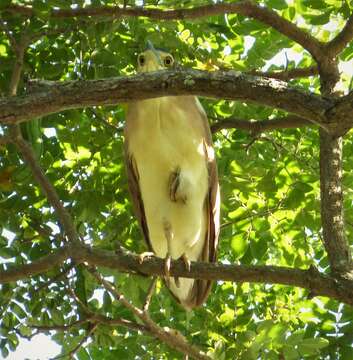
[124,42,220,309]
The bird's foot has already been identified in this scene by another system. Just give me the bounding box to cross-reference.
[174,253,191,288]
[169,167,187,204]
[164,252,172,286]
[162,220,181,287]
[138,251,155,265]
[180,253,191,272]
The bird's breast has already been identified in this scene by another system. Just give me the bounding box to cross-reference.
[127,97,207,171]
[126,96,209,261]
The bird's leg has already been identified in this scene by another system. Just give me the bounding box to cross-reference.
[168,166,187,204]
[174,253,191,288]
[163,220,173,286]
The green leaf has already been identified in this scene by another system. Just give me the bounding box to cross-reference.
[258,171,277,193]
[0,247,16,259]
[219,307,235,326]
[306,12,331,25]
[231,233,248,259]
[283,345,300,360]
[302,0,329,9]
[250,231,271,259]
[341,346,353,360]
[0,0,11,9]
[267,0,288,10]
[78,347,91,360]
[298,337,329,356]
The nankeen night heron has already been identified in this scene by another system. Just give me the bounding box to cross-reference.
[124,41,220,310]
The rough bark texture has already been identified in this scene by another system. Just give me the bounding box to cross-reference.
[1,2,353,358]
[1,244,353,306]
[0,70,332,127]
[320,132,352,273]
[326,92,353,136]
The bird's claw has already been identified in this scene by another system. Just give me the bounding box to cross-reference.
[174,254,191,288]
[138,251,155,265]
[164,253,172,286]
[180,253,191,272]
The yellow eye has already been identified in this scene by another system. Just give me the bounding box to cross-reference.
[164,55,174,67]
[138,55,145,66]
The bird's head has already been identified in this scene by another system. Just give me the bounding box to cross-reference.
[137,40,174,72]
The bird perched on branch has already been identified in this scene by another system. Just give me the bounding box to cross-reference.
[124,41,220,310]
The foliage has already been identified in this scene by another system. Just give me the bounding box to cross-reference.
[0,0,353,359]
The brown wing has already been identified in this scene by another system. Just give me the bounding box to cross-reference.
[124,133,152,252]
[182,97,221,309]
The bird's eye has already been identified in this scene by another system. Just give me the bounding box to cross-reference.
[164,55,173,67]
[138,55,145,66]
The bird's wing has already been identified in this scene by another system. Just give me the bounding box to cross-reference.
[182,97,221,309]
[124,134,152,252]
[201,103,221,265]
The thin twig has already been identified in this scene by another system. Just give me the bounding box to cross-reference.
[10,125,80,244]
[2,19,80,244]
[35,263,75,293]
[326,13,353,56]
[0,19,27,96]
[0,325,39,341]
[143,277,157,312]
[0,2,325,60]
[0,17,16,47]
[220,206,284,229]
[90,270,211,360]
[248,66,318,81]
[210,115,312,134]
[30,319,89,332]
[67,280,151,333]
[90,108,123,132]
[52,323,98,360]
[68,287,88,311]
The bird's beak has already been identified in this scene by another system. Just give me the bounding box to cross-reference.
[146,40,163,67]
[146,40,155,51]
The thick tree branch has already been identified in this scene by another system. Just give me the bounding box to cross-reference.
[0,70,331,128]
[0,136,12,146]
[319,132,351,274]
[248,66,318,81]
[327,91,353,136]
[0,246,70,283]
[326,13,353,56]
[3,2,323,59]
[211,115,311,134]
[318,23,352,276]
[318,37,353,276]
[1,244,353,306]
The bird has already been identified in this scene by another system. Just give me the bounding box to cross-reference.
[124,41,220,310]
